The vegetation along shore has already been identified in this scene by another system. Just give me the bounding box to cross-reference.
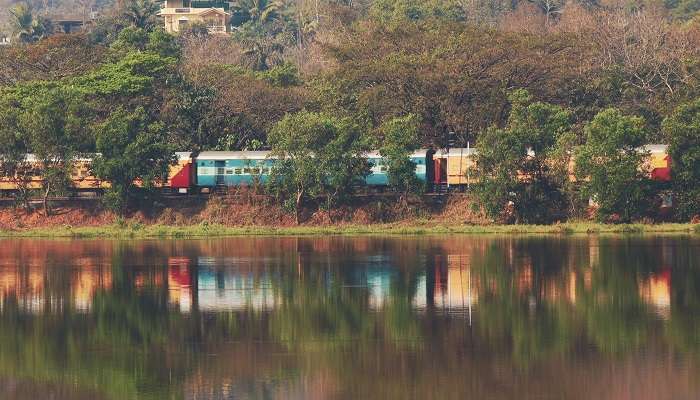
[1,222,699,238]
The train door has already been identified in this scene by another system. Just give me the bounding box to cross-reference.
[434,157,447,185]
[215,160,225,186]
[425,149,436,190]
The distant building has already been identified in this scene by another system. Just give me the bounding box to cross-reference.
[51,10,100,34]
[54,19,86,34]
[158,0,231,34]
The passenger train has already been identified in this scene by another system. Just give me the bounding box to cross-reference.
[0,145,672,195]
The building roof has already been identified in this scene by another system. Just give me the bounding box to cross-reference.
[158,7,230,16]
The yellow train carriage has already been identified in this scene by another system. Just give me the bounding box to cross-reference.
[0,153,193,195]
[0,155,109,193]
[432,144,670,189]
[433,148,478,187]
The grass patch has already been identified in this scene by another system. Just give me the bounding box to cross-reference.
[0,221,697,238]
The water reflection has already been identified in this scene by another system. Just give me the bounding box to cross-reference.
[0,236,698,399]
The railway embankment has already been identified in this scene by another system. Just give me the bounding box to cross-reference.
[0,195,697,237]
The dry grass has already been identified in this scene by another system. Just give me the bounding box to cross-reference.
[0,194,696,237]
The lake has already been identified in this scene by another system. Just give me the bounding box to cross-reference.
[0,235,698,399]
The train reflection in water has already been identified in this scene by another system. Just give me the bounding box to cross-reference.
[0,237,695,400]
[0,239,677,320]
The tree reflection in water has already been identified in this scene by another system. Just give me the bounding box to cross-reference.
[0,236,698,399]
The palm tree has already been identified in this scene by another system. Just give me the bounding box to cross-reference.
[238,33,284,70]
[9,3,53,44]
[231,0,283,27]
[119,0,161,30]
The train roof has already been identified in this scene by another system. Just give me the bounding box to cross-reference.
[364,149,433,159]
[196,149,434,160]
[4,153,192,162]
[13,154,100,162]
[433,148,478,157]
[641,144,668,153]
[195,151,275,160]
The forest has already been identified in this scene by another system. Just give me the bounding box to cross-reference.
[2,0,700,224]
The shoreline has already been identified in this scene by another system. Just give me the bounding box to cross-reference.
[0,222,698,238]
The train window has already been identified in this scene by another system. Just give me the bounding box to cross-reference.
[380,166,387,172]
[234,168,242,174]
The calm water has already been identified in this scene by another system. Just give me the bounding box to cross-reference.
[0,236,699,400]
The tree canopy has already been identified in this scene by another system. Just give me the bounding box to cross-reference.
[268,111,370,223]
[574,108,654,222]
[475,90,572,223]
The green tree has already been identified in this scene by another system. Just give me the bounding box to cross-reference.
[119,0,161,31]
[378,114,422,197]
[8,3,53,44]
[369,0,465,25]
[475,90,572,224]
[237,29,286,71]
[231,0,284,27]
[109,27,181,60]
[92,107,176,212]
[19,90,87,215]
[575,108,653,222]
[662,98,700,220]
[268,111,370,224]
[0,93,32,210]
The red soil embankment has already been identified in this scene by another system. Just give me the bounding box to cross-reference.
[0,194,488,230]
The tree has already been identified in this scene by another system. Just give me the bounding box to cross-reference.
[475,90,572,224]
[662,98,700,220]
[268,111,370,224]
[9,3,53,44]
[118,0,160,31]
[237,29,286,71]
[231,0,284,27]
[0,94,32,210]
[19,89,87,215]
[92,107,176,212]
[575,108,653,222]
[316,117,371,221]
[378,114,423,198]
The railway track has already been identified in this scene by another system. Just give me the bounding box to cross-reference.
[0,191,467,205]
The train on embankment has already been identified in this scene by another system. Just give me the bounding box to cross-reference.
[0,145,672,196]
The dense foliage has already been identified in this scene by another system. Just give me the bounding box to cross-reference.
[268,111,370,223]
[2,0,700,221]
[575,109,654,222]
[475,90,573,223]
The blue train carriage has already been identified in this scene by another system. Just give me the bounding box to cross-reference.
[194,151,276,193]
[364,149,434,187]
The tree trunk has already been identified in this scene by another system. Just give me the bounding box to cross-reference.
[295,190,303,225]
[326,194,333,223]
[43,182,51,217]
